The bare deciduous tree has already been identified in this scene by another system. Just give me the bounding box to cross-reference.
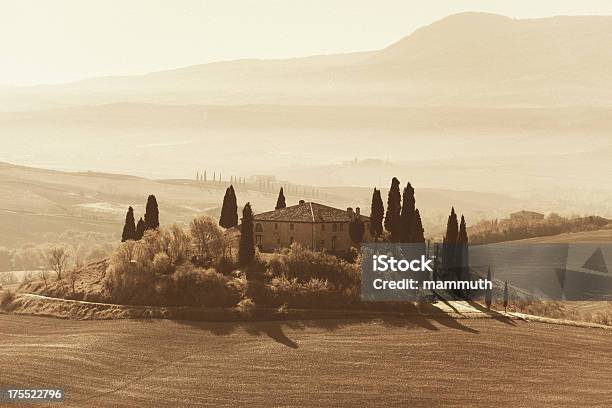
[39,269,50,290]
[190,216,224,264]
[48,247,70,280]
[68,268,79,294]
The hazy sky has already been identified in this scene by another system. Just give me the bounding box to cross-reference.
[2,0,612,85]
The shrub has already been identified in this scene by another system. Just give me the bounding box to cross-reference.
[268,275,336,308]
[270,244,359,290]
[235,297,256,317]
[244,252,268,281]
[190,216,227,265]
[171,265,241,307]
[0,290,15,310]
[216,255,237,275]
[152,252,174,275]
[161,225,192,265]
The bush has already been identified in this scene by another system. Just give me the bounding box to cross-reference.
[152,252,174,275]
[190,216,228,266]
[0,290,15,310]
[171,265,241,307]
[216,255,237,275]
[268,244,359,290]
[244,252,268,281]
[235,297,256,317]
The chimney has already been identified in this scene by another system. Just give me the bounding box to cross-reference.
[355,207,360,216]
[299,199,305,204]
[347,207,354,216]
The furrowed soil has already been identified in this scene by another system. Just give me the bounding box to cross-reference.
[1,315,611,407]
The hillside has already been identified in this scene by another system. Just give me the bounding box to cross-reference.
[2,13,612,110]
[507,228,612,244]
[2,315,611,407]
[0,161,527,248]
[0,162,276,248]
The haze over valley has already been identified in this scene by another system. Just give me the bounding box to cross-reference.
[2,12,612,246]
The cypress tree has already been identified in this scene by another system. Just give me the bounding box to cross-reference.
[399,182,416,242]
[349,217,365,246]
[228,185,238,227]
[485,266,492,309]
[443,207,459,280]
[275,187,287,210]
[446,207,459,241]
[384,177,401,242]
[219,187,231,228]
[121,206,136,242]
[239,202,255,265]
[144,195,159,230]
[135,217,146,240]
[413,209,425,243]
[503,281,509,313]
[219,185,238,228]
[458,214,468,244]
[369,188,384,241]
[457,215,470,280]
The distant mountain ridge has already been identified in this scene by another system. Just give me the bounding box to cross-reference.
[2,12,612,111]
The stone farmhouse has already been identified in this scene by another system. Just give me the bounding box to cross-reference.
[253,200,371,252]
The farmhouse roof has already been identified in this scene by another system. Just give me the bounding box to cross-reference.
[254,201,369,223]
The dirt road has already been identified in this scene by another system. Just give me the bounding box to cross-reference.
[1,314,611,407]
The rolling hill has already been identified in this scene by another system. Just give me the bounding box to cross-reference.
[1,315,611,407]
[2,13,612,110]
[0,161,530,248]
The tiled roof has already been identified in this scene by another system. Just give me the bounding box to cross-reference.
[254,202,369,223]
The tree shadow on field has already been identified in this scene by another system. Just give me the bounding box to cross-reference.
[172,305,480,348]
[465,300,517,326]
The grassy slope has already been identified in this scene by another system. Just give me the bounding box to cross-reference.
[507,228,612,243]
[1,315,611,407]
[0,162,280,248]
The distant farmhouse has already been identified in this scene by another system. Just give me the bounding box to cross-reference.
[253,200,371,252]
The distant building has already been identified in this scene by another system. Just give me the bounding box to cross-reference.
[253,201,371,252]
[509,210,545,223]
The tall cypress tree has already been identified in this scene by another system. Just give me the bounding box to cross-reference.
[219,187,231,228]
[399,182,416,242]
[485,266,492,309]
[413,209,425,243]
[443,207,459,279]
[239,202,255,265]
[275,187,286,210]
[503,281,509,313]
[369,188,384,241]
[144,195,159,230]
[121,206,136,242]
[457,215,468,260]
[228,185,238,227]
[384,177,401,242]
[135,217,146,240]
[349,217,365,246]
[219,185,238,228]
